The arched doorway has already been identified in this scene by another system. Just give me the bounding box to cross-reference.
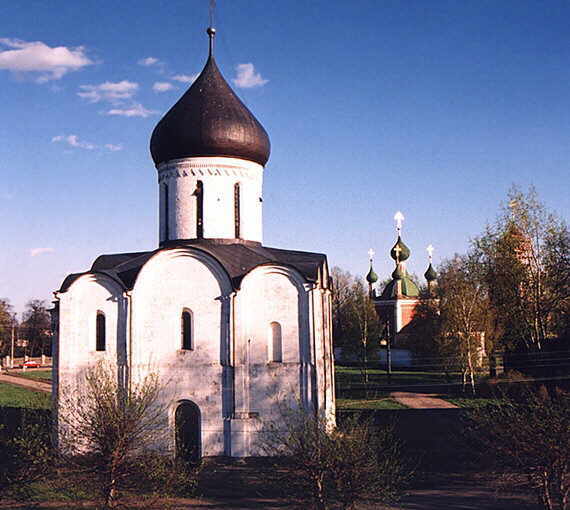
[175,401,201,462]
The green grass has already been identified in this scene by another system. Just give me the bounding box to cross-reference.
[0,382,50,409]
[445,396,504,409]
[335,366,461,387]
[337,397,408,410]
[19,369,52,381]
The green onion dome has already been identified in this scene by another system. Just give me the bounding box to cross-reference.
[390,236,410,262]
[424,263,437,282]
[366,264,379,284]
[391,264,404,280]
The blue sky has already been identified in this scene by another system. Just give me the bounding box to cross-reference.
[1,0,569,316]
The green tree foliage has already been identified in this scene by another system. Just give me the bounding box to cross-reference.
[437,255,495,393]
[20,299,51,357]
[0,299,15,357]
[405,255,494,391]
[474,186,570,352]
[0,411,51,497]
[469,386,570,510]
[331,267,382,383]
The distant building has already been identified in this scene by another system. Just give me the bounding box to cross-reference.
[53,27,335,459]
[367,218,437,367]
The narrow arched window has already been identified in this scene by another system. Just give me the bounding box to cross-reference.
[195,181,203,238]
[234,182,241,239]
[181,309,193,350]
[163,183,169,241]
[96,312,106,351]
[268,321,282,362]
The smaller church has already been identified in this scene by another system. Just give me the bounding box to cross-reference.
[367,213,437,367]
[53,27,335,459]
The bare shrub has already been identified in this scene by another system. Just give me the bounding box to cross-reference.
[57,362,194,508]
[263,410,411,509]
[469,385,570,510]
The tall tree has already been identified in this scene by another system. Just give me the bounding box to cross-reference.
[0,299,15,358]
[404,255,494,392]
[20,300,51,357]
[474,186,570,352]
[437,255,494,393]
[331,267,357,351]
[331,267,382,384]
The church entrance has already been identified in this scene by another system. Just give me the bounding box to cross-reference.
[175,401,201,462]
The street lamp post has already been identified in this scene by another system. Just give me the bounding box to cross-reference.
[380,321,392,385]
[10,314,16,369]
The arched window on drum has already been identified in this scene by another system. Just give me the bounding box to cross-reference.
[268,321,282,362]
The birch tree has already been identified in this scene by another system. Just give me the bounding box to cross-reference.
[437,255,493,394]
[474,186,570,352]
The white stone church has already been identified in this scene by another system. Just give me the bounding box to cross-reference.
[52,28,335,458]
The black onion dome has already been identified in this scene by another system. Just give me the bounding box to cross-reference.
[424,263,437,282]
[150,55,270,167]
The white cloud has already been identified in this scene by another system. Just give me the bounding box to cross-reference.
[30,247,54,257]
[232,63,268,89]
[78,80,138,103]
[52,134,96,150]
[138,56,159,66]
[172,73,199,84]
[104,143,123,152]
[152,81,174,93]
[0,38,92,82]
[52,135,123,151]
[105,103,156,118]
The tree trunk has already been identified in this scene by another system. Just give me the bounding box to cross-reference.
[314,472,327,510]
[466,339,476,396]
[105,458,120,508]
[539,470,553,510]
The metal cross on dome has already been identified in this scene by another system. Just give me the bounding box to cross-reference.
[427,244,434,262]
[367,248,375,262]
[394,211,405,234]
[393,244,402,263]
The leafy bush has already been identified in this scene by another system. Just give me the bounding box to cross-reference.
[0,419,51,497]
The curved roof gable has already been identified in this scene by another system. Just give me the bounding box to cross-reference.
[59,241,327,293]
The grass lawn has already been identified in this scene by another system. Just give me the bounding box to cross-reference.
[18,368,52,381]
[337,397,408,410]
[0,382,50,409]
[444,396,504,409]
[335,365,460,387]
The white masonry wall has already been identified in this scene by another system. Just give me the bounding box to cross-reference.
[231,264,335,456]
[129,247,234,456]
[55,249,336,458]
[157,156,264,244]
[54,274,127,451]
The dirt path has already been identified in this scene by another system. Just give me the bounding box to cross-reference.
[0,372,51,393]
[390,391,458,409]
